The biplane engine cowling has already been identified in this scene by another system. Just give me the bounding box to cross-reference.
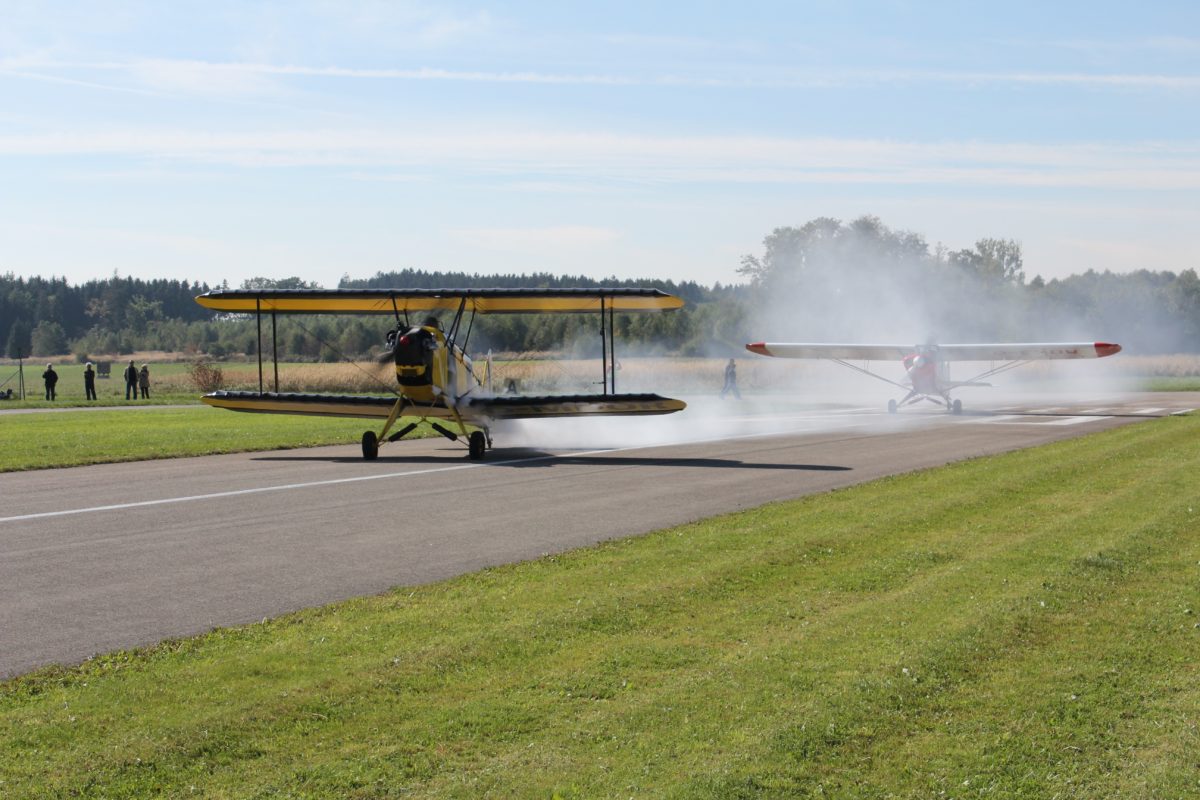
[392,324,451,404]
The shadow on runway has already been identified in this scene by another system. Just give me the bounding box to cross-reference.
[958,409,1166,419]
[499,454,853,471]
[252,450,853,472]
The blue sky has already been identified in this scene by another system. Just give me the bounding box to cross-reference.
[2,0,1198,289]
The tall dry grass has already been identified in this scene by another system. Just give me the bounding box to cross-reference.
[150,353,1200,396]
[154,362,399,395]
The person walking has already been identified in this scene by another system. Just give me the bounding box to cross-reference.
[720,358,741,399]
[84,362,97,401]
[124,360,139,400]
[42,363,59,401]
[138,364,150,399]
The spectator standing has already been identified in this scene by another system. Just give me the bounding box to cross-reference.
[124,360,139,400]
[720,358,741,399]
[84,362,97,401]
[42,363,59,401]
[138,364,150,399]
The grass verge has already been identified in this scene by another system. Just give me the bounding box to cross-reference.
[2,416,1198,798]
[0,407,435,472]
[1143,376,1200,391]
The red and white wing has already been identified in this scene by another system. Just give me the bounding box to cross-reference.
[745,343,913,360]
[746,341,1122,361]
[933,343,1122,361]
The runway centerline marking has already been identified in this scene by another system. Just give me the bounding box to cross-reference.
[0,422,870,525]
[0,451,616,524]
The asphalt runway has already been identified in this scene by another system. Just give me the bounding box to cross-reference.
[1,391,1194,677]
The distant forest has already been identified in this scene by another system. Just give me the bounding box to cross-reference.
[4,216,1198,361]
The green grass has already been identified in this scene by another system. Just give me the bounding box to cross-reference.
[0,407,433,472]
[2,415,1197,798]
[0,361,317,408]
[1143,376,1200,391]
[0,363,201,407]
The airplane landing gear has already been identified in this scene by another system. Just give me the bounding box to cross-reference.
[887,399,897,414]
[952,399,962,415]
[361,430,379,460]
[468,430,487,460]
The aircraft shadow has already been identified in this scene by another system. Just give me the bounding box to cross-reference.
[960,409,1163,419]
[253,450,851,472]
[495,454,852,471]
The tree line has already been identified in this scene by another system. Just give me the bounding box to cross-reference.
[5,216,1198,362]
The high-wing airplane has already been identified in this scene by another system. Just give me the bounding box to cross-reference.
[195,288,686,460]
[744,341,1122,414]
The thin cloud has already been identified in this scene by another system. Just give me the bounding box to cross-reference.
[2,128,1198,190]
[6,57,1200,92]
[0,66,163,96]
[1034,35,1200,55]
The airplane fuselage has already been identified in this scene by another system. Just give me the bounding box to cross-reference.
[392,324,477,406]
[903,351,948,396]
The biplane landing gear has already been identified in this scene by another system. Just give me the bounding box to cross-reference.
[468,430,487,460]
[361,430,379,460]
[952,399,963,415]
[887,399,897,414]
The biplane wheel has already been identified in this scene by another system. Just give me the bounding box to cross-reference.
[887,399,897,414]
[952,399,963,415]
[361,430,379,460]
[468,430,486,460]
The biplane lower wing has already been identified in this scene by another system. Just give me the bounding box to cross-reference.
[202,391,685,421]
[203,391,400,419]
[468,393,685,419]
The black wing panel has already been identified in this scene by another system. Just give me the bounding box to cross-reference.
[202,391,401,419]
[466,393,685,419]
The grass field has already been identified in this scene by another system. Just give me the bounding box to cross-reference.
[0,407,436,472]
[0,360,403,408]
[1,414,1196,798]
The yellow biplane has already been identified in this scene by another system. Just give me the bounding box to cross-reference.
[194,288,687,460]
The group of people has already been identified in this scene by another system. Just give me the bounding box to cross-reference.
[39,360,151,401]
[122,360,151,400]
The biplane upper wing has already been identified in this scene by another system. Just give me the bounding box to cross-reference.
[746,342,1122,360]
[195,287,684,315]
[202,391,685,419]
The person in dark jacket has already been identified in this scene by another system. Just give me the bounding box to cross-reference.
[138,364,150,399]
[124,360,139,400]
[84,362,97,401]
[42,364,59,401]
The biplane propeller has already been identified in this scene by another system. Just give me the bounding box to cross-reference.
[194,288,686,460]
[745,340,1122,413]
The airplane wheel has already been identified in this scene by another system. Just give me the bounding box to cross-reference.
[887,399,897,414]
[361,430,379,460]
[468,430,486,460]
[952,399,962,415]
